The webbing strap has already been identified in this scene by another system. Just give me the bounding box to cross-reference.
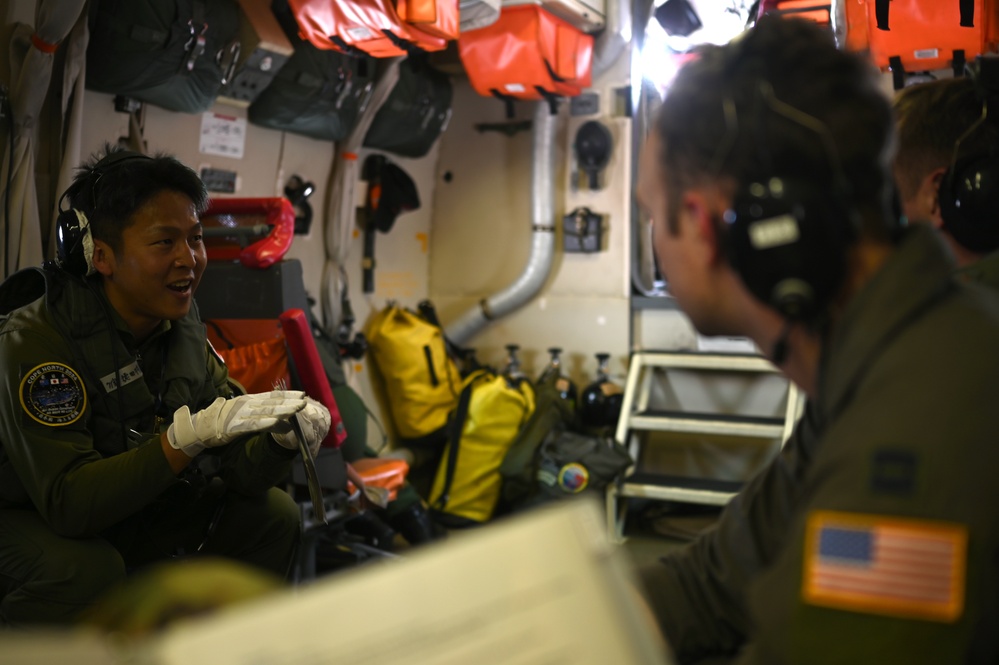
[959,0,975,27]
[489,89,516,119]
[953,49,967,79]
[874,0,889,30]
[889,55,905,90]
[434,378,475,509]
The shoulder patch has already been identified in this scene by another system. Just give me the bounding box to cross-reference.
[558,463,590,493]
[20,362,87,426]
[802,510,967,623]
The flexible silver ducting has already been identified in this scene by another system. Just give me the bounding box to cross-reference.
[591,0,632,80]
[444,101,557,346]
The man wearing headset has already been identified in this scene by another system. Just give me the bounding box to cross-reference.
[635,16,999,664]
[893,73,999,288]
[0,146,331,625]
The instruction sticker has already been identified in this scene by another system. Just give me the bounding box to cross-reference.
[20,362,87,426]
[200,112,246,159]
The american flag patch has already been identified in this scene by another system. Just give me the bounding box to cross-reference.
[803,511,967,622]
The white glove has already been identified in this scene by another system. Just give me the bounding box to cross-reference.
[167,390,307,457]
[270,397,331,457]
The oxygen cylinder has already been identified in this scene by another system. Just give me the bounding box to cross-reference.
[538,346,578,409]
[578,353,623,429]
[503,344,527,384]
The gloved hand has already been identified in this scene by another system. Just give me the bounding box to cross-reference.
[167,390,307,457]
[270,397,331,457]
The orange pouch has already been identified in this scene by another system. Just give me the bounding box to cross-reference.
[206,319,291,395]
[397,0,459,41]
[761,0,832,26]
[288,0,448,56]
[347,458,410,501]
[832,0,871,55]
[867,0,987,84]
[458,5,593,101]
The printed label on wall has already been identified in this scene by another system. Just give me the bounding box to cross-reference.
[200,112,247,159]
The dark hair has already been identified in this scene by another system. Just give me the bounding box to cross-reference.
[654,16,895,241]
[893,77,998,202]
[66,144,209,255]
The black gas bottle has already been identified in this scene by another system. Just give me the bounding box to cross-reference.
[578,352,623,430]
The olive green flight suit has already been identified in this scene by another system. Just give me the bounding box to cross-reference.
[957,248,999,291]
[641,225,999,664]
[0,267,301,626]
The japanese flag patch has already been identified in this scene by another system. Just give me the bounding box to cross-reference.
[803,510,967,622]
[20,362,87,426]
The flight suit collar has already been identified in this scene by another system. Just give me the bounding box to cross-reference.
[47,273,210,422]
[94,286,173,350]
[93,285,210,416]
[955,247,999,290]
[818,225,956,421]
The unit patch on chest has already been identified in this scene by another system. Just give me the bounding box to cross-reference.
[20,362,87,426]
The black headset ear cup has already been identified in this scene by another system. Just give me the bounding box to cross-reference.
[54,150,152,277]
[725,177,854,322]
[56,208,96,277]
[939,154,999,253]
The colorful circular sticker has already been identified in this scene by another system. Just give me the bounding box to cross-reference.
[20,362,87,426]
[557,462,590,493]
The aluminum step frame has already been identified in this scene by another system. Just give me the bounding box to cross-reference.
[606,351,804,543]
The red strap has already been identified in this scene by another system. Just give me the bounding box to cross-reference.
[279,309,348,448]
[31,33,59,54]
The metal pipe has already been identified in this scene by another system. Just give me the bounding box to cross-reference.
[591,0,632,80]
[445,102,557,346]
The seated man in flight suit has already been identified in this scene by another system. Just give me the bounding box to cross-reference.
[893,71,999,287]
[635,16,999,664]
[0,146,331,626]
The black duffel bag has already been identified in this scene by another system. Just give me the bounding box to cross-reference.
[86,0,241,114]
[247,0,376,142]
[362,54,453,158]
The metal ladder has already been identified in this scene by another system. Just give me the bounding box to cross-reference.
[605,350,804,542]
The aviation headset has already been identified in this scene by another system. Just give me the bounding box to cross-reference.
[717,81,861,325]
[55,150,153,277]
[938,55,999,254]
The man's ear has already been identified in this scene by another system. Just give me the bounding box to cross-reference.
[91,240,115,277]
[682,189,726,263]
[925,167,948,229]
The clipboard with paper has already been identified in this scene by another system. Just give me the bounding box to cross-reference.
[146,498,674,664]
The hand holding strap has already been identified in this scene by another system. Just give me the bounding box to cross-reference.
[271,397,331,457]
[167,390,307,457]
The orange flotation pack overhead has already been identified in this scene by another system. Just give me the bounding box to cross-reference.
[287,0,457,56]
[833,0,998,88]
[458,5,593,113]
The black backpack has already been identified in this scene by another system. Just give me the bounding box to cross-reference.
[86,0,242,114]
[247,0,376,142]
[362,55,453,158]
